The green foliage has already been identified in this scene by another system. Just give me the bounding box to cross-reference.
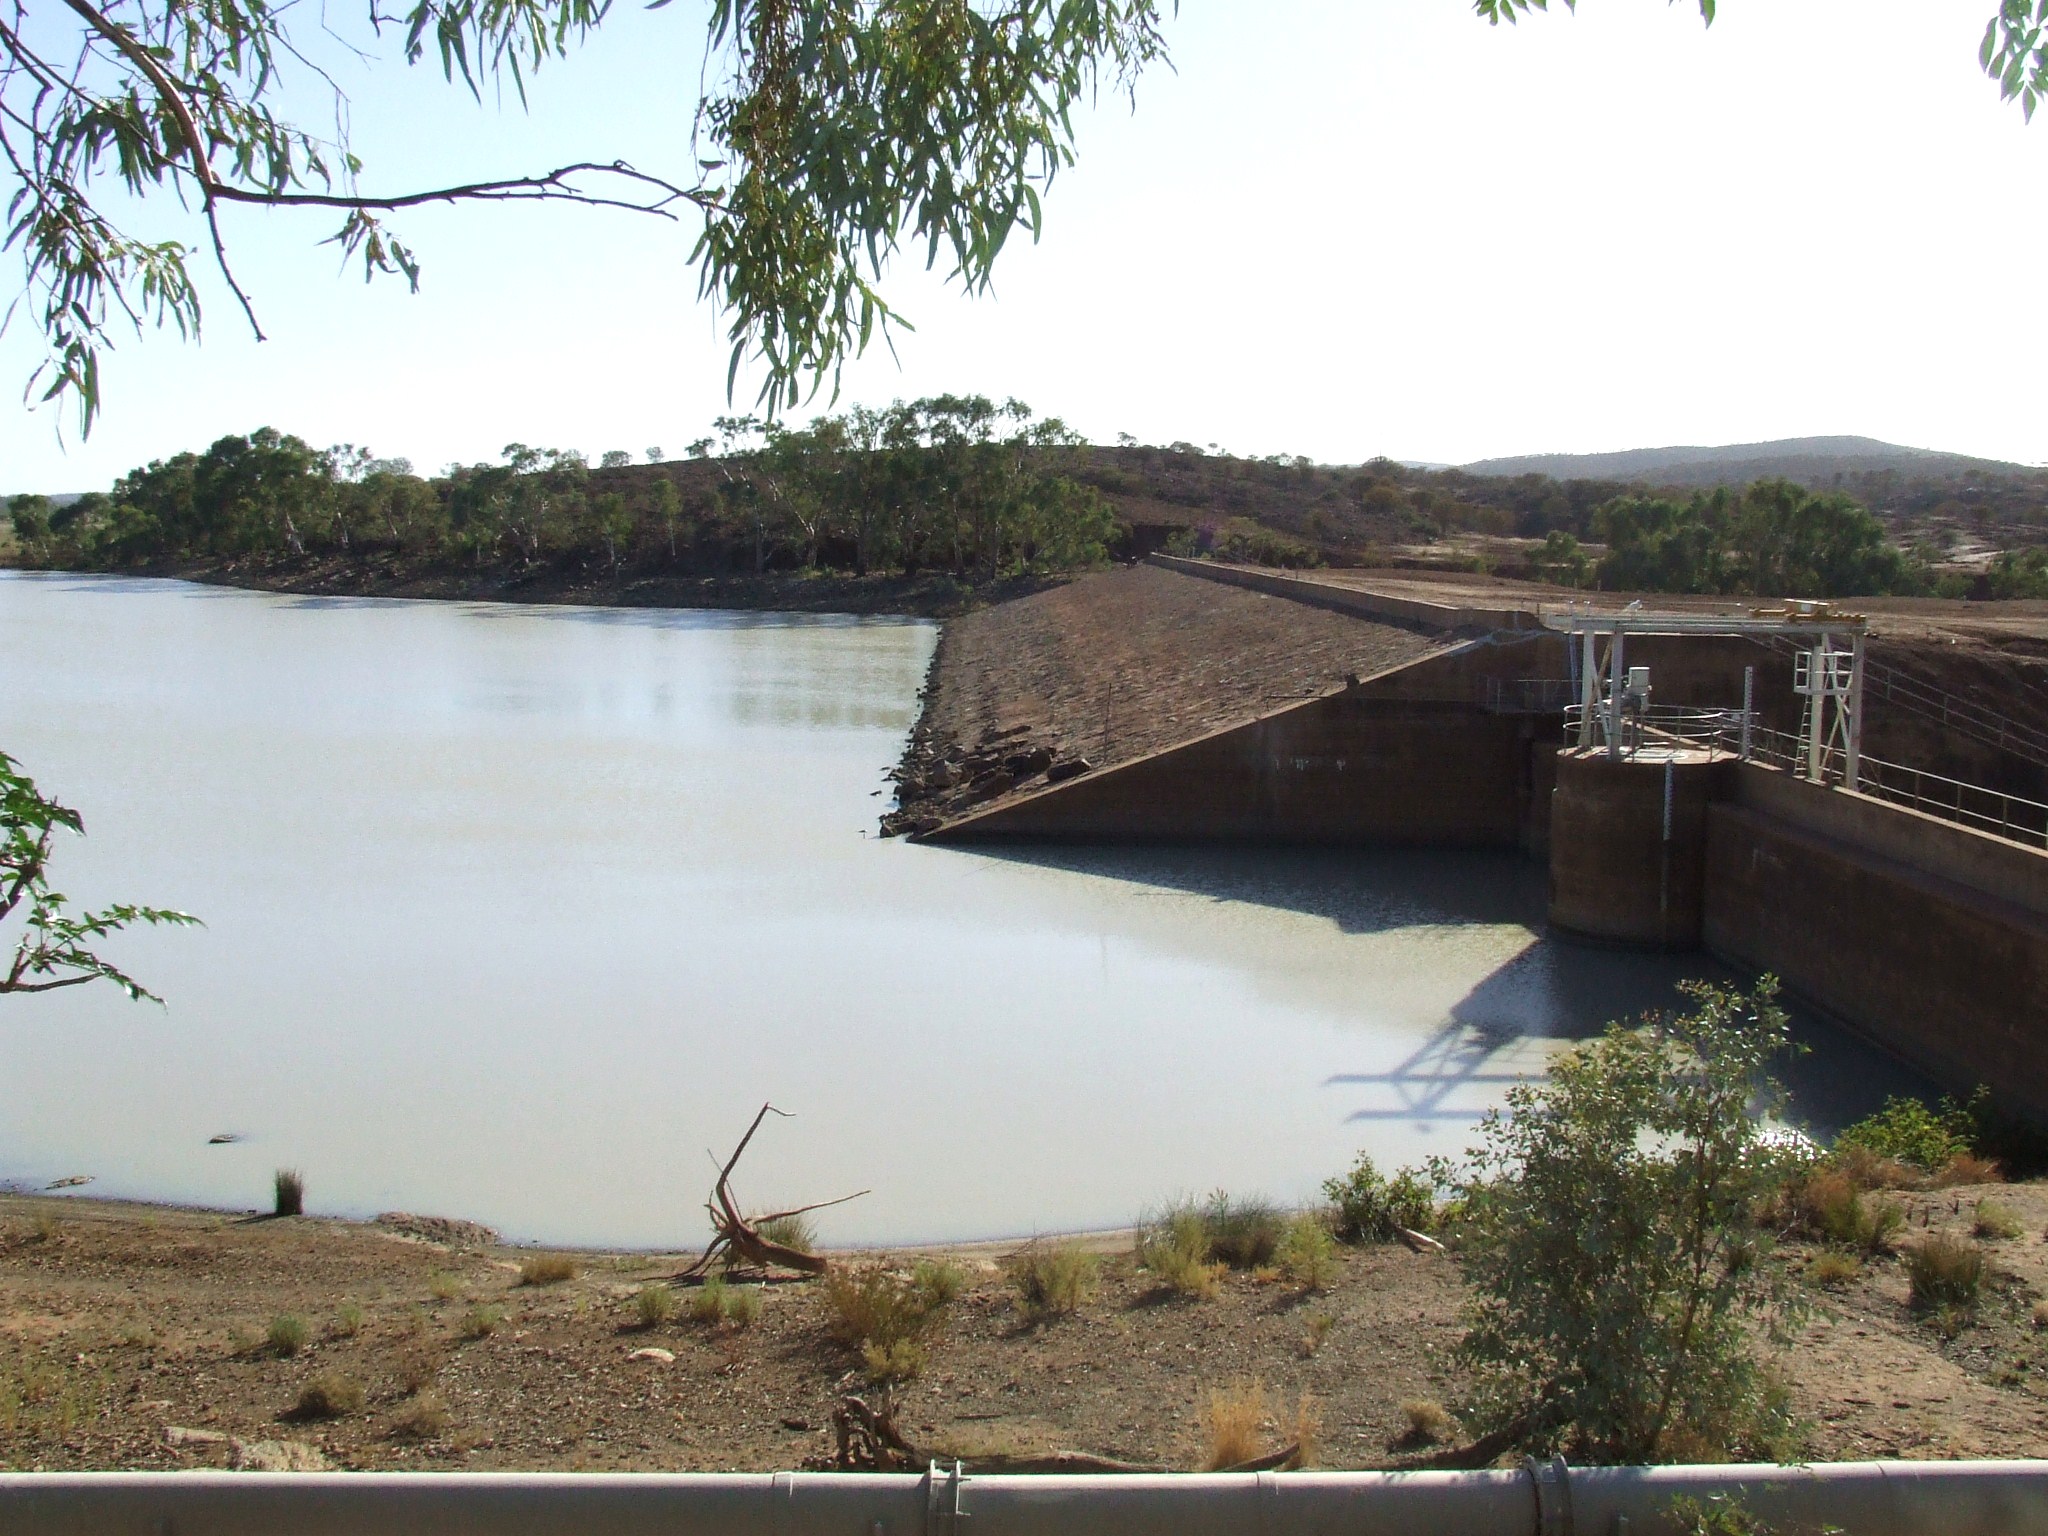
[1985,547,2048,599]
[1973,1198,2023,1241]
[633,1284,678,1328]
[1275,1215,1338,1290]
[1446,979,1806,1464]
[756,1212,816,1254]
[1006,1240,1101,1321]
[822,1260,963,1368]
[267,1314,311,1357]
[1836,1093,1980,1172]
[1593,481,1926,599]
[1197,1193,1285,1270]
[1322,1154,1434,1245]
[2,0,1171,434]
[1134,1207,1222,1298]
[1,750,198,1003]
[459,1303,505,1339]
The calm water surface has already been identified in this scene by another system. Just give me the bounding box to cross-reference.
[0,573,1923,1247]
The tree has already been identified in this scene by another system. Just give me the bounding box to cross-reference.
[2,0,1172,434]
[1443,980,1805,1464]
[1,751,196,1001]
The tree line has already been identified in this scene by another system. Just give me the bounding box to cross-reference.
[5,398,1117,583]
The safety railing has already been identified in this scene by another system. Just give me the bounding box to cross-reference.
[1480,677,1577,714]
[1561,702,1749,761]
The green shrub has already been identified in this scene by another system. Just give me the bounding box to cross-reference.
[332,1302,364,1338]
[823,1261,962,1359]
[267,1314,311,1358]
[1006,1241,1100,1321]
[633,1284,677,1328]
[1322,1155,1434,1245]
[860,1337,926,1385]
[1446,980,1806,1463]
[293,1370,364,1419]
[1836,1095,1975,1172]
[1973,1199,2023,1240]
[1135,1208,1222,1299]
[1908,1233,1986,1313]
[273,1169,304,1217]
[724,1283,762,1329]
[1275,1215,1338,1290]
[459,1304,505,1340]
[426,1271,464,1302]
[1200,1193,1285,1269]
[688,1275,731,1325]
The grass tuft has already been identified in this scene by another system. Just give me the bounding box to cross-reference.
[756,1213,816,1254]
[390,1389,450,1441]
[1936,1151,2006,1188]
[1006,1240,1100,1322]
[293,1370,364,1419]
[824,1260,962,1375]
[1786,1169,1901,1253]
[1973,1198,2023,1240]
[459,1304,505,1340]
[633,1284,678,1328]
[1908,1232,1986,1315]
[1299,1311,1335,1358]
[1276,1214,1338,1290]
[1399,1398,1457,1446]
[1201,1379,1267,1470]
[427,1271,464,1302]
[267,1314,311,1358]
[1200,1193,1285,1270]
[517,1254,578,1287]
[332,1302,365,1339]
[273,1169,304,1218]
[1806,1251,1862,1289]
[1135,1207,1223,1299]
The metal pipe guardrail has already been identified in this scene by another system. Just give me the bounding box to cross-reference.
[5,1460,2047,1536]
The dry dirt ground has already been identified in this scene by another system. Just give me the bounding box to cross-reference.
[8,1186,2048,1474]
[885,564,1448,833]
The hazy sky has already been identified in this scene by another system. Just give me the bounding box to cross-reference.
[4,1,2044,491]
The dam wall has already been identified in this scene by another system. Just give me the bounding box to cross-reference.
[1703,764,2048,1124]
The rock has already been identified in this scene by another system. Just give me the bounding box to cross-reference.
[43,1175,92,1190]
[1045,758,1094,784]
[375,1212,499,1249]
[967,771,1014,799]
[928,762,962,789]
[781,1417,814,1432]
[207,1133,243,1145]
[165,1425,230,1447]
[232,1439,330,1471]
[1002,746,1054,778]
[627,1347,675,1364]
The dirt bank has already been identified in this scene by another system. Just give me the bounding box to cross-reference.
[6,1189,2048,1473]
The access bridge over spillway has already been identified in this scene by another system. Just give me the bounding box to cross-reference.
[912,556,2048,1131]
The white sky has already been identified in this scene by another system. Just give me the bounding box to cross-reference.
[4,0,2045,492]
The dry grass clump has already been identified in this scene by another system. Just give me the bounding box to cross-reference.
[823,1260,964,1384]
[1908,1233,1986,1317]
[685,1274,761,1328]
[1201,1379,1267,1470]
[273,1169,304,1217]
[1828,1143,1922,1192]
[29,1213,60,1243]
[1399,1398,1457,1446]
[390,1389,450,1441]
[1784,1169,1902,1253]
[267,1314,311,1358]
[1936,1152,2005,1188]
[331,1302,364,1339]
[1136,1208,1223,1299]
[633,1284,678,1328]
[1806,1251,1862,1290]
[1201,1194,1286,1270]
[1973,1198,2023,1240]
[1275,1215,1338,1290]
[755,1213,816,1254]
[427,1271,464,1302]
[293,1370,364,1419]
[460,1304,505,1340]
[2032,1299,2048,1331]
[517,1254,578,1287]
[1299,1311,1335,1358]
[1006,1240,1100,1322]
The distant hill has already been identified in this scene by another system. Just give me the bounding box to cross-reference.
[1461,436,2034,489]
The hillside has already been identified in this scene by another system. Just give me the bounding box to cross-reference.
[1462,436,2029,488]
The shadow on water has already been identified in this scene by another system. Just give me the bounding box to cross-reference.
[955,840,1938,1142]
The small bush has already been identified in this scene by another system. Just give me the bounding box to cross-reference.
[390,1389,450,1441]
[460,1304,505,1340]
[1322,1155,1434,1245]
[1806,1251,1861,1289]
[1940,1152,2006,1188]
[861,1337,926,1384]
[267,1314,311,1358]
[1828,1142,1921,1191]
[1299,1312,1335,1358]
[1974,1198,2023,1240]
[824,1261,962,1356]
[1007,1241,1100,1321]
[1201,1193,1285,1269]
[1201,1379,1267,1470]
[332,1302,364,1339]
[427,1271,464,1302]
[1399,1398,1456,1446]
[725,1283,763,1329]
[273,1169,304,1218]
[293,1370,364,1419]
[756,1213,816,1253]
[1908,1233,1986,1314]
[688,1275,730,1325]
[1135,1209,1222,1299]
[1836,1096,1973,1173]
[633,1284,677,1328]
[1786,1169,1901,1253]
[1276,1215,1338,1290]
[518,1254,578,1287]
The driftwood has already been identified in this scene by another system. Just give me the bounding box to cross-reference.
[1220,1443,1308,1472]
[1404,1398,1561,1470]
[830,1395,1171,1474]
[679,1103,866,1281]
[1395,1225,1446,1255]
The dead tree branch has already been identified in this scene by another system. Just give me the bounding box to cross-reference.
[678,1102,866,1280]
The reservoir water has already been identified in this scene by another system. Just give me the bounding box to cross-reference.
[0,573,1925,1248]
